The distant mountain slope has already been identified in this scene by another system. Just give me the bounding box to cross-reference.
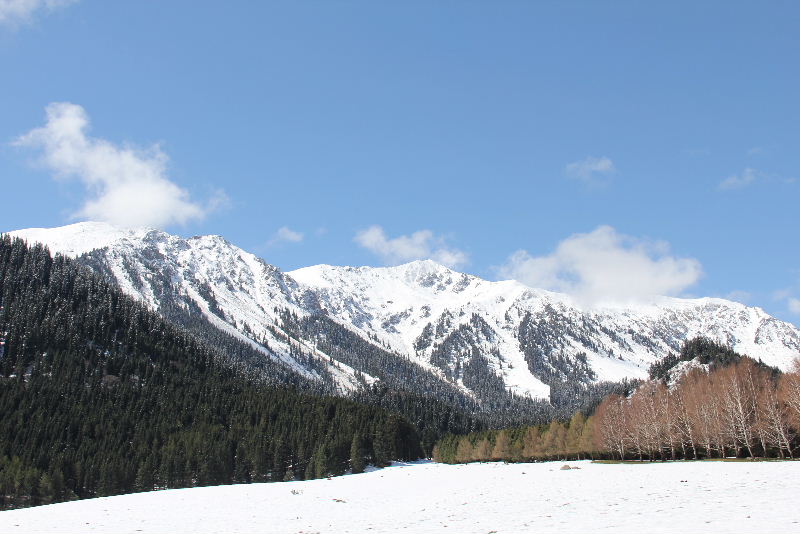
[289,261,799,386]
[10,222,800,408]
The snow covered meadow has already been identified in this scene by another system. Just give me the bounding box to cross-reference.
[1,459,798,533]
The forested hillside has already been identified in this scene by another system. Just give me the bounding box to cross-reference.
[0,236,424,509]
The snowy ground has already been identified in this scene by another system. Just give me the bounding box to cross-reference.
[2,460,799,533]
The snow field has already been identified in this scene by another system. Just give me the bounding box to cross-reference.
[2,459,799,533]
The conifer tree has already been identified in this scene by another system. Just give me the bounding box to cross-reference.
[350,434,366,474]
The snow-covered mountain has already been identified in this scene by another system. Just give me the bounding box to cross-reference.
[290,261,800,396]
[8,222,800,405]
[9,222,374,392]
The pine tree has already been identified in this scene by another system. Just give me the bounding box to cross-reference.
[350,433,366,474]
[314,444,332,478]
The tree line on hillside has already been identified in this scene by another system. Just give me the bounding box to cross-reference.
[434,339,800,463]
[285,309,637,430]
[280,310,557,428]
[433,410,602,464]
[0,236,423,510]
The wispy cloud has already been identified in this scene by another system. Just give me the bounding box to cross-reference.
[497,226,702,306]
[746,147,765,156]
[773,285,800,315]
[269,226,304,245]
[15,102,224,229]
[0,0,77,26]
[719,167,798,190]
[718,168,761,191]
[354,225,468,269]
[564,156,616,187]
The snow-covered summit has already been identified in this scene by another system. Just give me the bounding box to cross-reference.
[8,221,158,258]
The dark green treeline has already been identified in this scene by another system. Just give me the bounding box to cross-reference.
[0,236,422,509]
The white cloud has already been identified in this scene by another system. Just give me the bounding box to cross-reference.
[564,156,615,186]
[497,226,702,306]
[354,225,468,269]
[270,226,304,244]
[718,168,760,190]
[0,0,76,25]
[789,298,800,315]
[15,102,222,229]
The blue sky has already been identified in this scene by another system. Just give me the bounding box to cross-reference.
[1,1,798,324]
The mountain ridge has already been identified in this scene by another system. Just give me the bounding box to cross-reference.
[8,221,800,405]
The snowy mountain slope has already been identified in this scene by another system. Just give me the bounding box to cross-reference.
[9,222,374,392]
[290,261,554,398]
[290,261,800,392]
[9,222,800,405]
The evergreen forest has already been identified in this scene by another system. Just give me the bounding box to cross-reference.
[0,236,429,509]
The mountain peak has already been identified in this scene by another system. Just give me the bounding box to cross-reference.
[389,258,460,277]
[397,258,452,270]
[7,222,248,261]
[7,221,158,258]
[290,259,475,296]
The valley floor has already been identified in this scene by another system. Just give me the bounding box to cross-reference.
[1,459,798,533]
